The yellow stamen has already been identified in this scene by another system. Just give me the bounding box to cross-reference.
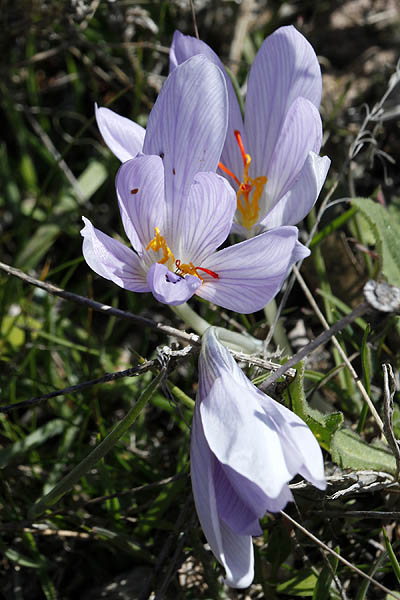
[219,130,267,231]
[146,227,175,265]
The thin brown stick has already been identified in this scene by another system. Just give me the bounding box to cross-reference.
[293,265,384,434]
[0,261,200,346]
[281,510,400,600]
[0,361,157,414]
[189,0,199,39]
[260,303,372,390]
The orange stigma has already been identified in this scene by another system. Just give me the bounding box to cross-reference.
[218,130,267,230]
[175,260,219,282]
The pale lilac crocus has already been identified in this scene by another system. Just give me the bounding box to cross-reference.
[82,56,310,312]
[191,327,326,588]
[170,26,331,238]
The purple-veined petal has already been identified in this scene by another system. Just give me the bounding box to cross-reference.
[95,105,145,163]
[169,30,245,186]
[200,376,293,501]
[146,263,201,305]
[261,98,322,212]
[81,217,149,292]
[169,172,235,264]
[260,152,330,229]
[196,227,310,313]
[213,459,263,536]
[258,397,326,490]
[116,155,165,254]
[143,55,228,243]
[191,403,254,588]
[245,25,322,174]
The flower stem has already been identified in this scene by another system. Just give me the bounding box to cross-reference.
[172,303,263,354]
[264,298,291,354]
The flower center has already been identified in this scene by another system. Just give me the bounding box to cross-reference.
[219,130,267,230]
[146,228,219,282]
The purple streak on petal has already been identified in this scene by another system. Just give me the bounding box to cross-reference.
[200,376,293,501]
[196,227,309,313]
[245,25,322,175]
[146,263,201,305]
[115,155,165,254]
[169,30,245,185]
[95,105,145,163]
[263,98,322,211]
[81,217,149,292]
[260,153,330,229]
[143,55,228,244]
[213,460,263,536]
[170,172,235,264]
[191,403,254,588]
[259,397,326,490]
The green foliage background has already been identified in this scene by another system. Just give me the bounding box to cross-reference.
[1,1,400,598]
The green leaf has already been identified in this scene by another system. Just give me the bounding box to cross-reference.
[284,362,343,450]
[15,223,60,270]
[352,197,400,285]
[0,419,66,467]
[77,160,108,202]
[277,570,318,597]
[331,429,397,474]
[313,547,339,600]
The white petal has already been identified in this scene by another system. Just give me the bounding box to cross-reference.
[95,105,145,162]
[81,217,148,292]
[260,153,331,229]
[191,404,254,588]
[143,55,228,242]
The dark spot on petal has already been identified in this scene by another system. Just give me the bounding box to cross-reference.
[159,152,164,159]
[173,168,176,175]
[130,188,139,194]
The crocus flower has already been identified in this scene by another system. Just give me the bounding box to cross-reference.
[170,26,331,238]
[82,55,310,312]
[191,327,326,587]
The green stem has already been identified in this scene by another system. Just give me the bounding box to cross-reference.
[29,372,164,519]
[263,298,291,354]
[172,303,263,354]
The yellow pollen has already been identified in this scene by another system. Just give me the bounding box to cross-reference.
[219,130,267,231]
[146,227,175,265]
[176,261,202,280]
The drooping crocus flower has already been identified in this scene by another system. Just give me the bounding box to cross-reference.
[170,26,331,238]
[191,327,326,587]
[82,55,310,312]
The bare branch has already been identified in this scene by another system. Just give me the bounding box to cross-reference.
[0,261,200,346]
[281,510,400,600]
[260,303,372,390]
[383,363,400,479]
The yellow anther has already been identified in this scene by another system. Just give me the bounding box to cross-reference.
[146,227,175,265]
[176,261,203,281]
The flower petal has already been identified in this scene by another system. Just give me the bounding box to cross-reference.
[169,30,245,186]
[196,227,310,313]
[245,25,322,174]
[116,155,165,253]
[169,172,235,264]
[81,217,148,292]
[260,153,330,229]
[146,263,201,305]
[200,375,292,501]
[262,98,322,211]
[191,403,254,588]
[143,55,228,243]
[259,397,326,490]
[213,459,263,536]
[95,105,145,163]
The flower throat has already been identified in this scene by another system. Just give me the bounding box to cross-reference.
[219,130,267,230]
